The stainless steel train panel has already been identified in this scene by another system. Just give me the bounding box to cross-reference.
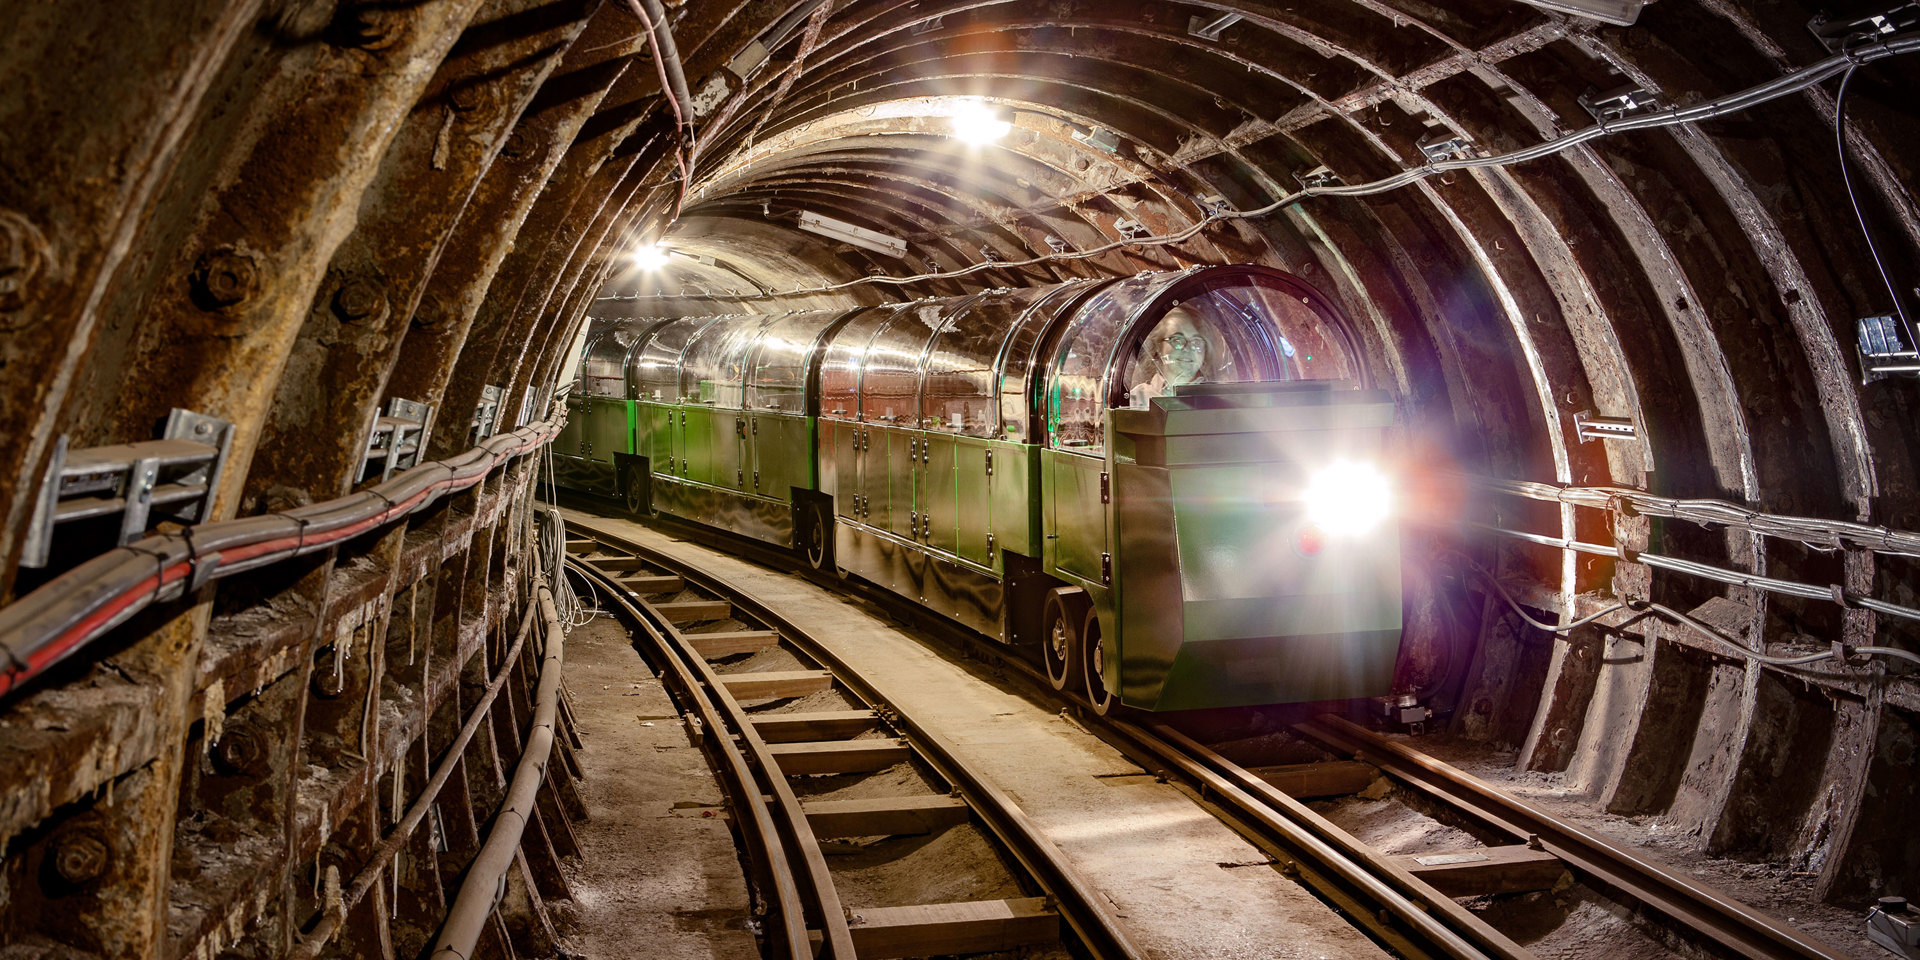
[953,437,992,566]
[922,432,957,555]
[988,441,1037,563]
[652,476,794,548]
[681,406,712,484]
[1044,449,1107,587]
[713,410,746,493]
[750,413,812,500]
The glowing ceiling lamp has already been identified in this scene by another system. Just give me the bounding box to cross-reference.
[949,98,1011,144]
[631,243,670,270]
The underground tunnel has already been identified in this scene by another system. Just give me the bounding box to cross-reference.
[2,0,1919,958]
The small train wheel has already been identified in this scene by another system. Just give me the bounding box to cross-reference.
[1081,606,1115,715]
[804,500,832,571]
[624,471,648,515]
[1040,591,1078,692]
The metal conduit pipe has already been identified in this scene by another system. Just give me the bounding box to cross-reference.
[1473,475,1920,559]
[430,571,567,960]
[288,600,541,960]
[0,410,564,700]
[1475,521,1920,624]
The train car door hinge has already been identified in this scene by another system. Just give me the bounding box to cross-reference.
[1100,471,1110,504]
[984,450,993,476]
[986,533,996,559]
[735,417,746,438]
[751,417,758,435]
[1101,552,1112,585]
[753,470,760,489]
[737,468,744,487]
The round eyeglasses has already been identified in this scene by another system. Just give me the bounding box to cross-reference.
[1157,333,1206,356]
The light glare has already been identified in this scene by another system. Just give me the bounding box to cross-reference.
[950,99,1011,144]
[1305,461,1392,535]
[631,244,669,270]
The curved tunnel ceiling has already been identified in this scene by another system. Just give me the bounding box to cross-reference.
[612,0,1920,537]
[3,2,1920,945]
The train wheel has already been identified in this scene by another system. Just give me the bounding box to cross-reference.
[1040,590,1078,692]
[623,470,648,515]
[1081,606,1115,715]
[803,500,832,571]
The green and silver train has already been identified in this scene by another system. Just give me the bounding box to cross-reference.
[554,265,1403,713]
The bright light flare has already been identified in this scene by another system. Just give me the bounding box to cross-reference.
[949,99,1011,144]
[631,243,669,270]
[1305,461,1393,536]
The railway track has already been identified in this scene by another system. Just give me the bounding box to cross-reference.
[562,505,1850,960]
[561,522,1137,960]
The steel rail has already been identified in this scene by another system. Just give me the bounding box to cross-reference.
[288,598,540,959]
[566,506,1525,959]
[1091,716,1525,960]
[567,555,834,959]
[565,517,1143,960]
[429,571,567,960]
[0,412,563,700]
[1295,715,1851,960]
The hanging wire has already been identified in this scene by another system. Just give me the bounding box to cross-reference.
[1834,60,1917,346]
[602,32,1919,303]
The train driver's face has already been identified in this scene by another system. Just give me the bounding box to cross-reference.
[1154,308,1206,385]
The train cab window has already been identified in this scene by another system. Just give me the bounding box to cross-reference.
[1047,274,1158,454]
[1118,281,1360,397]
[819,305,904,421]
[999,280,1103,444]
[747,312,835,415]
[629,316,715,402]
[859,302,945,425]
[679,316,770,409]
[578,328,634,399]
[922,294,1016,438]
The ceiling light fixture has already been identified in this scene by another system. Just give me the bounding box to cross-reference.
[797,211,907,258]
[631,244,670,270]
[949,98,1011,144]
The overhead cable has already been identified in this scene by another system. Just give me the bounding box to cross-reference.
[607,33,1918,303]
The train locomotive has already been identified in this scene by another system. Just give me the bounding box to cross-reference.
[555,265,1404,713]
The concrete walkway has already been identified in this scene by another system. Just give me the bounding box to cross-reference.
[575,513,1389,960]
[558,614,759,960]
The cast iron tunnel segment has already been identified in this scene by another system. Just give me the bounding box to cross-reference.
[563,526,1138,960]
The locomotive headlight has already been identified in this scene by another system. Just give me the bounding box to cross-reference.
[1304,461,1393,536]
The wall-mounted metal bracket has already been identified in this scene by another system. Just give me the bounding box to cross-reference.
[1295,165,1341,189]
[1858,314,1920,381]
[1188,12,1243,40]
[1417,130,1474,163]
[1071,125,1121,154]
[1574,411,1638,443]
[1578,84,1659,124]
[470,384,505,444]
[1113,218,1150,241]
[1810,3,1919,52]
[20,408,235,569]
[1043,234,1068,254]
[363,397,435,484]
